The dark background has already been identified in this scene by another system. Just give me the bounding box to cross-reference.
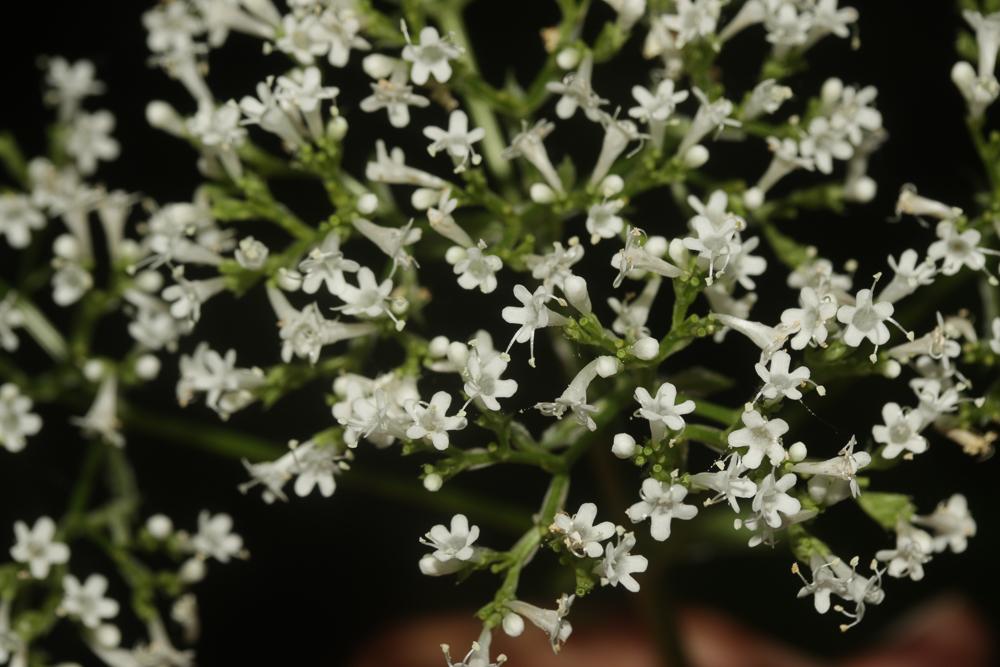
[1,1,997,665]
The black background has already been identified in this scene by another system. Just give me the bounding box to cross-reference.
[1,1,997,665]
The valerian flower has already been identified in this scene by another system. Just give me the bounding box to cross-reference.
[61,574,120,629]
[913,494,977,554]
[405,391,467,450]
[595,530,648,592]
[422,514,479,562]
[727,409,789,469]
[626,477,698,541]
[633,381,695,442]
[872,402,927,459]
[0,383,42,452]
[10,517,70,579]
[550,502,615,558]
[876,522,934,581]
[191,511,243,563]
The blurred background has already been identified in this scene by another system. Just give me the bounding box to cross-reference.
[0,1,996,665]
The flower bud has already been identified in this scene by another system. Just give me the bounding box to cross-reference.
[423,473,443,492]
[683,144,709,168]
[556,48,580,70]
[595,356,620,378]
[600,174,625,197]
[146,514,174,539]
[135,354,161,381]
[631,336,659,360]
[788,441,808,462]
[180,557,206,583]
[743,187,764,210]
[530,182,557,204]
[612,432,636,458]
[357,192,379,215]
[563,275,592,314]
[277,267,303,291]
[428,336,450,358]
[502,612,525,637]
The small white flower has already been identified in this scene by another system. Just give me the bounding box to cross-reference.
[275,14,327,64]
[299,232,359,296]
[595,531,648,592]
[546,54,606,121]
[405,391,467,450]
[677,87,739,155]
[991,317,1000,354]
[872,402,927,459]
[502,120,564,194]
[65,110,120,174]
[423,110,485,172]
[876,522,934,581]
[501,284,567,367]
[0,383,42,453]
[44,57,105,120]
[336,267,406,330]
[751,472,801,529]
[585,199,625,244]
[878,249,937,303]
[782,287,838,350]
[62,574,119,629]
[191,511,243,563]
[836,283,900,354]
[799,116,853,174]
[0,194,46,249]
[505,595,574,653]
[914,494,977,554]
[660,0,722,48]
[10,516,70,579]
[446,242,503,294]
[927,221,991,276]
[550,502,615,558]
[794,555,885,626]
[791,436,871,498]
[754,350,813,402]
[422,514,479,562]
[462,349,518,411]
[628,79,688,125]
[351,217,421,275]
[626,477,698,541]
[441,627,506,667]
[727,409,789,469]
[633,381,695,442]
[359,69,431,128]
[177,343,264,419]
[524,240,585,290]
[314,8,371,67]
[690,455,758,511]
[401,24,462,85]
[536,356,619,430]
[72,375,124,448]
[290,441,348,498]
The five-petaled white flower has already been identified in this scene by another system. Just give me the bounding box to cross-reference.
[401,24,462,85]
[595,531,648,592]
[626,477,698,541]
[927,221,991,276]
[405,391,467,450]
[727,409,789,469]
[501,284,567,367]
[191,511,243,563]
[836,284,899,356]
[423,110,485,172]
[61,574,119,629]
[754,350,813,402]
[422,514,479,562]
[0,383,42,452]
[446,242,503,294]
[10,516,70,579]
[633,381,695,442]
[462,349,518,411]
[0,194,46,249]
[299,232,359,296]
[914,494,977,554]
[875,522,934,581]
[550,502,615,558]
[871,402,927,459]
[751,472,802,529]
[690,455,758,511]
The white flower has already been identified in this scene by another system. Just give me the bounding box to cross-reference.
[65,110,120,174]
[177,343,264,419]
[535,356,619,430]
[72,375,124,448]
[927,221,990,276]
[911,378,960,426]
[314,8,371,67]
[823,80,883,145]
[441,627,506,667]
[585,199,625,244]
[423,110,485,172]
[401,24,462,85]
[964,10,1000,78]
[0,293,23,352]
[677,88,739,155]
[690,455,758,511]
[10,517,70,579]
[422,514,479,562]
[791,436,871,498]
[187,102,246,178]
[505,595,574,653]
[62,574,119,629]
[44,57,104,120]
[335,266,406,330]
[612,227,682,287]
[595,531,648,592]
[799,116,853,174]
[502,120,564,194]
[524,240,584,290]
[629,79,688,124]
[298,231,359,296]
[162,275,226,324]
[405,391,467,450]
[234,236,269,270]
[462,349,518,411]
[878,249,937,303]
[836,284,899,353]
[0,194,46,249]
[351,217,421,275]
[275,14,327,64]
[626,477,698,541]
[876,522,934,581]
[754,350,813,402]
[289,441,348,498]
[501,284,567,367]
[359,69,430,128]
[275,66,340,140]
[682,211,742,284]
[794,555,885,626]
[660,0,722,48]
[0,383,42,453]
[991,317,1000,354]
[914,494,977,554]
[872,402,927,459]
[446,242,503,294]
[728,409,789,469]
[751,472,801,529]
[742,79,793,121]
[550,503,615,558]
[191,511,243,563]
[633,381,695,442]
[546,54,606,121]
[366,139,447,189]
[782,287,838,350]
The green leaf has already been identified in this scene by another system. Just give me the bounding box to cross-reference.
[856,492,916,531]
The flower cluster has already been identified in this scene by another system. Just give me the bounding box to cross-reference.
[2,0,999,664]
